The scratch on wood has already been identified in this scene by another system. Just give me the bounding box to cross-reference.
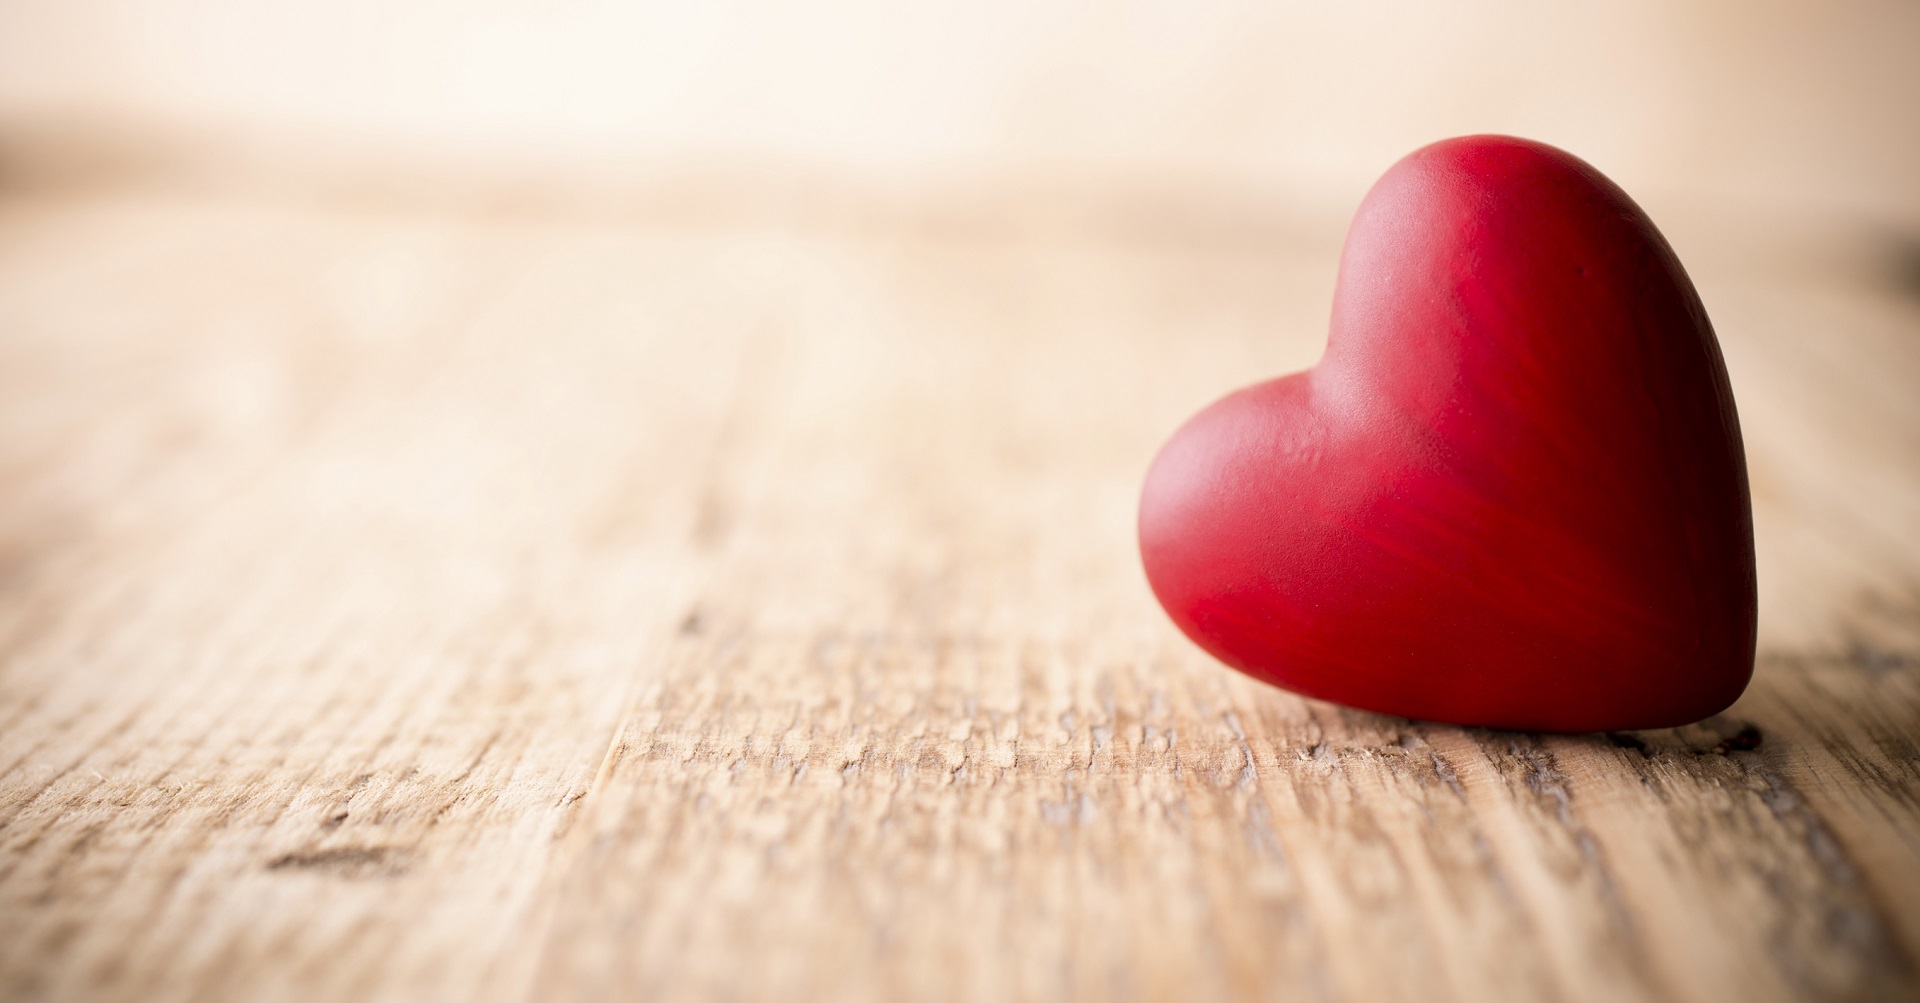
[265,846,409,878]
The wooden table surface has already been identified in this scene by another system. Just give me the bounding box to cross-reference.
[1,139,1918,1003]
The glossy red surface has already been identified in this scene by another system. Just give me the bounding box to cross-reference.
[1139,135,1756,732]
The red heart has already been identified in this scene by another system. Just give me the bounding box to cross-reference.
[1138,136,1755,732]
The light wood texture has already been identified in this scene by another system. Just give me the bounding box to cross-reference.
[1,144,1918,1003]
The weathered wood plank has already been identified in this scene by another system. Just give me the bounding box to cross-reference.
[0,194,760,1001]
[0,171,1916,1003]
[507,227,1920,1002]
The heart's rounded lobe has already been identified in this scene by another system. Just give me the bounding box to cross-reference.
[1139,135,1756,732]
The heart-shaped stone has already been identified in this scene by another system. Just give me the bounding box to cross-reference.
[1139,135,1755,732]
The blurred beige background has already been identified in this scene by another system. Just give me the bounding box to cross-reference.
[3,1,1918,221]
